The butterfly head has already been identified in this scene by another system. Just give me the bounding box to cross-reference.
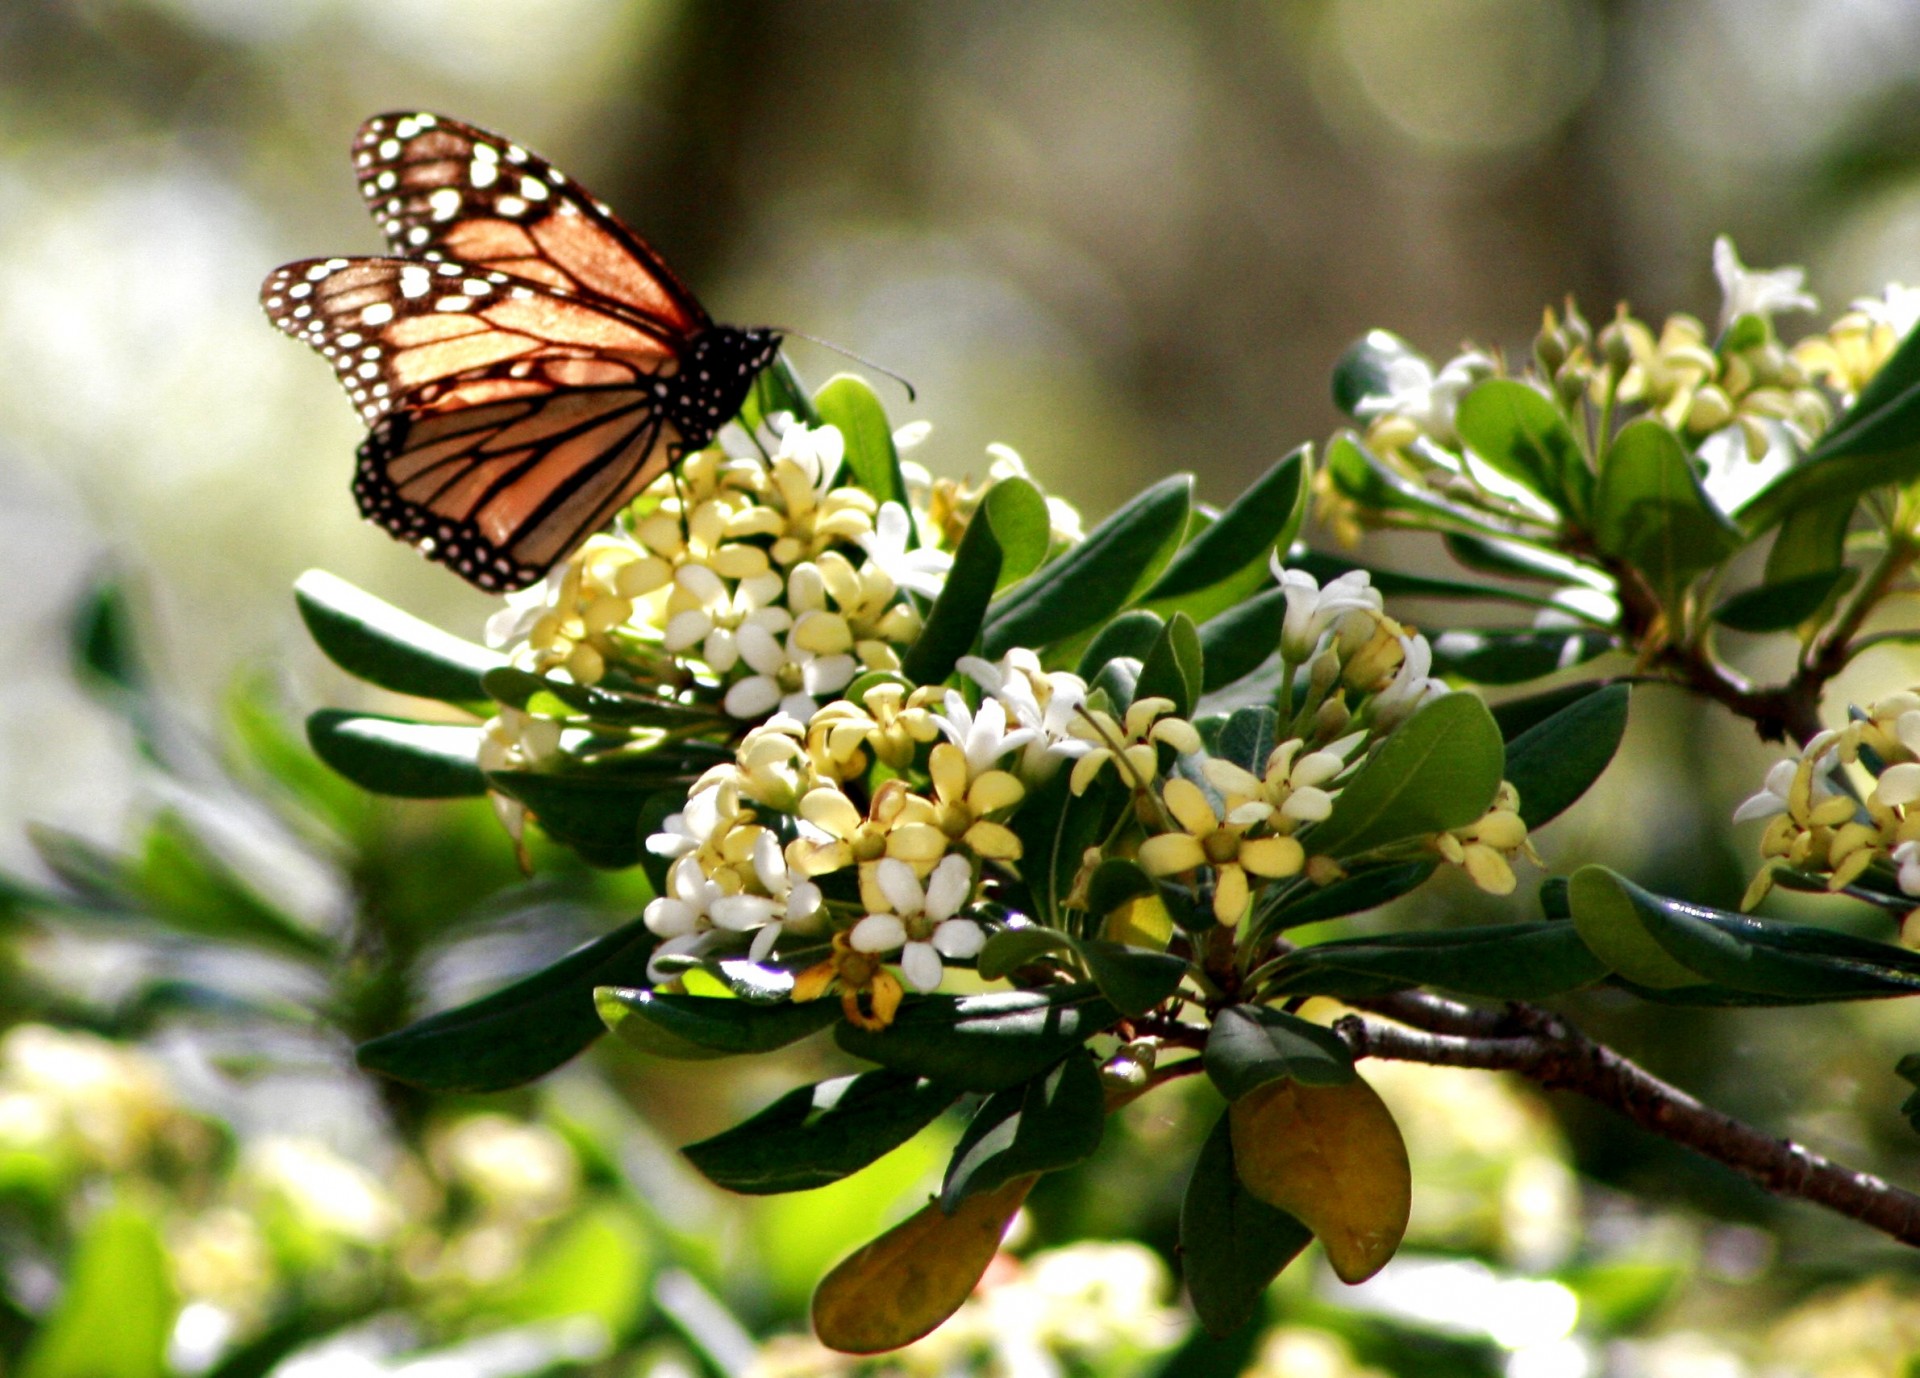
[661,326,784,450]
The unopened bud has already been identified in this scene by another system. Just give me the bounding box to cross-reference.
[1561,296,1592,350]
[1686,385,1735,434]
[1598,311,1635,378]
[1535,307,1569,376]
[1308,646,1343,698]
[1312,696,1351,741]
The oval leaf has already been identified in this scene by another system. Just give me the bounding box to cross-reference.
[901,477,1049,685]
[1307,693,1504,859]
[1455,378,1588,515]
[1204,1005,1354,1101]
[1263,923,1609,1001]
[1502,683,1629,829]
[684,1071,958,1195]
[1593,419,1742,606]
[598,987,841,1058]
[811,1175,1034,1354]
[835,986,1119,1093]
[1228,1075,1410,1285]
[296,569,503,703]
[815,373,908,508]
[941,1052,1105,1208]
[307,710,486,798]
[356,918,659,1091]
[1180,1112,1313,1337]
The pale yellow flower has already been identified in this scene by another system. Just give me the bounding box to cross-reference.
[1136,777,1304,925]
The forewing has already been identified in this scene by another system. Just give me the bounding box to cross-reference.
[260,256,681,426]
[356,380,682,591]
[352,111,709,335]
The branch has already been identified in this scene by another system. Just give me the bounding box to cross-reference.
[1333,1004,1920,1248]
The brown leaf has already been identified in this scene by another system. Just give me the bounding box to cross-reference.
[1227,1074,1409,1283]
[811,1175,1035,1354]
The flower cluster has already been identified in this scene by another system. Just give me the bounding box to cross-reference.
[1735,690,1920,923]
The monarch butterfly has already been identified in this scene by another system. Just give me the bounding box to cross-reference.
[261,112,780,591]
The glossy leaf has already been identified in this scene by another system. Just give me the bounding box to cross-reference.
[812,1175,1034,1354]
[19,1204,173,1378]
[901,477,1050,685]
[1455,378,1588,515]
[356,918,659,1091]
[1306,692,1504,859]
[483,665,713,728]
[1075,937,1187,1016]
[1570,865,1920,1001]
[1146,447,1310,617]
[976,925,1075,981]
[1262,922,1608,1000]
[1180,1113,1313,1336]
[983,475,1191,659]
[685,1071,958,1195]
[1228,1074,1411,1285]
[487,770,681,869]
[1593,419,1741,607]
[1009,769,1116,928]
[307,710,486,798]
[816,373,908,510]
[1502,682,1630,829]
[1290,548,1573,614]
[1197,588,1286,692]
[1427,628,1614,685]
[941,1052,1105,1208]
[1077,610,1165,683]
[1331,331,1421,417]
[1763,499,1852,584]
[1248,861,1437,935]
[296,569,502,703]
[1711,569,1856,632]
[598,986,841,1059]
[1204,1004,1354,1100]
[1320,432,1476,524]
[836,985,1119,1092]
[1135,613,1204,716]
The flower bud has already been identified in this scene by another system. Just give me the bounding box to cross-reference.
[1312,696,1352,742]
[1686,385,1735,433]
[1597,312,1636,379]
[1534,306,1569,376]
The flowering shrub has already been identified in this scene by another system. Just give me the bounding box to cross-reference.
[300,239,1920,1353]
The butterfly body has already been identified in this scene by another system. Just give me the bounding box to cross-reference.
[263,113,780,591]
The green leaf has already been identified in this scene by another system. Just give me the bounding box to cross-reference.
[1456,378,1589,516]
[1306,693,1504,858]
[1180,1113,1312,1336]
[1083,858,1158,924]
[307,710,486,797]
[901,477,1049,685]
[1712,569,1856,632]
[1321,432,1475,524]
[1197,589,1285,692]
[1443,531,1586,584]
[295,569,502,703]
[1492,681,1618,739]
[739,353,820,432]
[1135,613,1204,716]
[1075,938,1187,1017]
[1570,865,1920,1001]
[815,373,907,510]
[1008,769,1115,928]
[133,812,331,958]
[982,475,1191,659]
[976,926,1076,981]
[1592,419,1742,607]
[488,769,686,869]
[1263,923,1609,1000]
[1502,683,1629,829]
[488,1200,651,1328]
[1248,861,1436,935]
[1290,549,1572,614]
[1738,321,1920,535]
[1146,447,1309,617]
[941,1052,1105,1209]
[1203,1004,1354,1100]
[225,677,370,840]
[70,578,148,701]
[1427,628,1614,685]
[356,918,659,1091]
[1764,499,1853,584]
[835,986,1119,1093]
[1214,707,1279,774]
[482,665,714,728]
[1077,610,1164,683]
[599,987,840,1058]
[20,1204,173,1378]
[684,1071,958,1195]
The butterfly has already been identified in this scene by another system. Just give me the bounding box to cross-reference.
[261,112,781,591]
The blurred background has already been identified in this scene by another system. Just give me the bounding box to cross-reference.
[7,2,1920,1376]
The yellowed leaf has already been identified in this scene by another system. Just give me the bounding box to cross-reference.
[811,1175,1034,1354]
[1227,1075,1409,1284]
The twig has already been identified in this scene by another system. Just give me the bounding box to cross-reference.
[1332,1003,1920,1247]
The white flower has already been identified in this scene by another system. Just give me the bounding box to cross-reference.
[774,421,846,493]
[1349,335,1494,448]
[723,604,860,723]
[1714,235,1816,333]
[484,566,567,650]
[1875,712,1920,808]
[1271,563,1383,663]
[932,690,1039,779]
[1371,633,1446,731]
[708,831,825,962]
[959,650,1094,781]
[1853,283,1920,340]
[662,564,786,674]
[643,856,732,980]
[1895,841,1920,897]
[848,855,982,993]
[1732,757,1836,823]
[857,501,952,599]
[645,785,726,860]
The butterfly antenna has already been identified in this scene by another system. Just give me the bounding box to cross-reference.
[774,329,917,403]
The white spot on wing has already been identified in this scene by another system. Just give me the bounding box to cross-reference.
[361,302,396,325]
[428,187,461,221]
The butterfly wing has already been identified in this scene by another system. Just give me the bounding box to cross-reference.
[356,374,679,590]
[352,111,709,336]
